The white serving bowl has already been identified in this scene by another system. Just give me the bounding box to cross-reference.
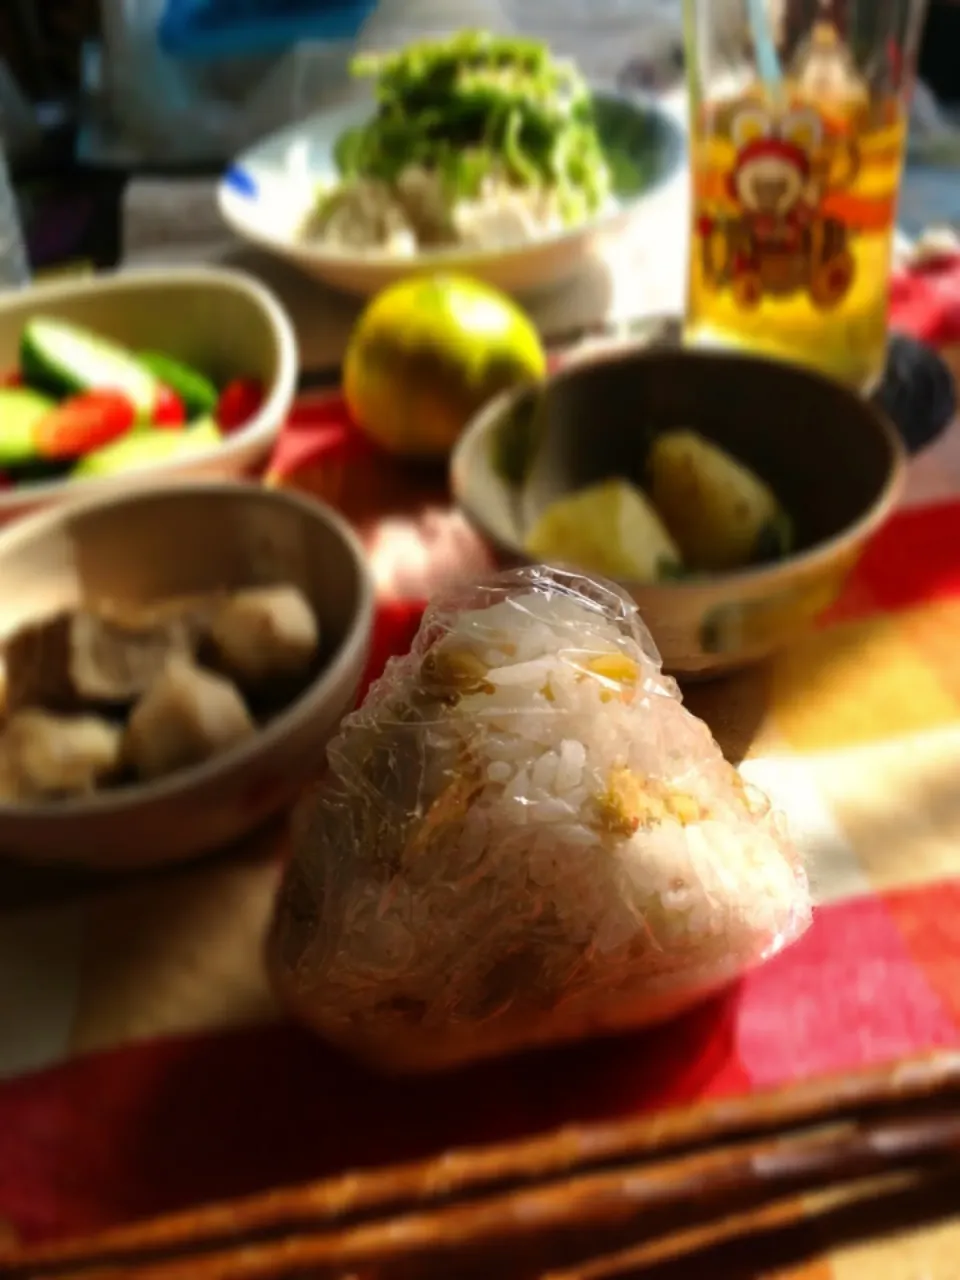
[0,266,298,522]
[217,91,686,298]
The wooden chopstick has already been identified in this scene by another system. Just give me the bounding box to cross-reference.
[25,1109,960,1280]
[5,1050,960,1279]
[11,1099,960,1278]
[542,1168,948,1279]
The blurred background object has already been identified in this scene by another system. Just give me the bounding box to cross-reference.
[157,0,380,59]
[85,0,515,166]
[0,1,954,169]
[89,0,362,165]
[917,0,960,104]
[0,142,30,287]
[0,61,41,158]
[0,0,958,277]
[0,0,99,99]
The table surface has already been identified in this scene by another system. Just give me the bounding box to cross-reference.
[8,67,960,1276]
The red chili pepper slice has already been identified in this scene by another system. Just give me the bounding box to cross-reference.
[216,379,265,433]
[0,370,23,388]
[34,391,137,460]
[153,384,187,429]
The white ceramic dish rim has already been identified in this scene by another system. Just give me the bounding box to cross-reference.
[217,88,686,272]
[0,265,299,513]
[0,482,376,818]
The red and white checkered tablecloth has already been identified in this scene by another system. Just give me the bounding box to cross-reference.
[6,258,960,1276]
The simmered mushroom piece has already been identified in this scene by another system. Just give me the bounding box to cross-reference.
[0,710,124,801]
[105,593,226,650]
[124,658,255,782]
[5,609,193,714]
[0,581,324,802]
[206,585,320,688]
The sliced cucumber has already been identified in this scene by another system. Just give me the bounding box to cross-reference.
[0,387,56,466]
[74,418,222,480]
[21,318,158,418]
[137,351,218,419]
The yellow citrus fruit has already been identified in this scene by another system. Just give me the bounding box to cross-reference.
[344,274,547,459]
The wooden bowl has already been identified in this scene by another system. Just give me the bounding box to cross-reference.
[451,346,905,678]
[0,483,374,868]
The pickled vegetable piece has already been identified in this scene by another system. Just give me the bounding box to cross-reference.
[648,430,792,573]
[525,479,683,582]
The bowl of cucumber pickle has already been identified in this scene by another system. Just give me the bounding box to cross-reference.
[0,266,297,521]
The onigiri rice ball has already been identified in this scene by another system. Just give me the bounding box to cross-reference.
[268,565,811,1073]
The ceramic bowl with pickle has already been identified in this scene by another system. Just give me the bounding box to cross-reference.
[451,341,907,678]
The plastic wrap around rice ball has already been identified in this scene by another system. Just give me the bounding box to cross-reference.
[268,566,811,1073]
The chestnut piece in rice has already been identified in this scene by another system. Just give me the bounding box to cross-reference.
[268,566,811,1074]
